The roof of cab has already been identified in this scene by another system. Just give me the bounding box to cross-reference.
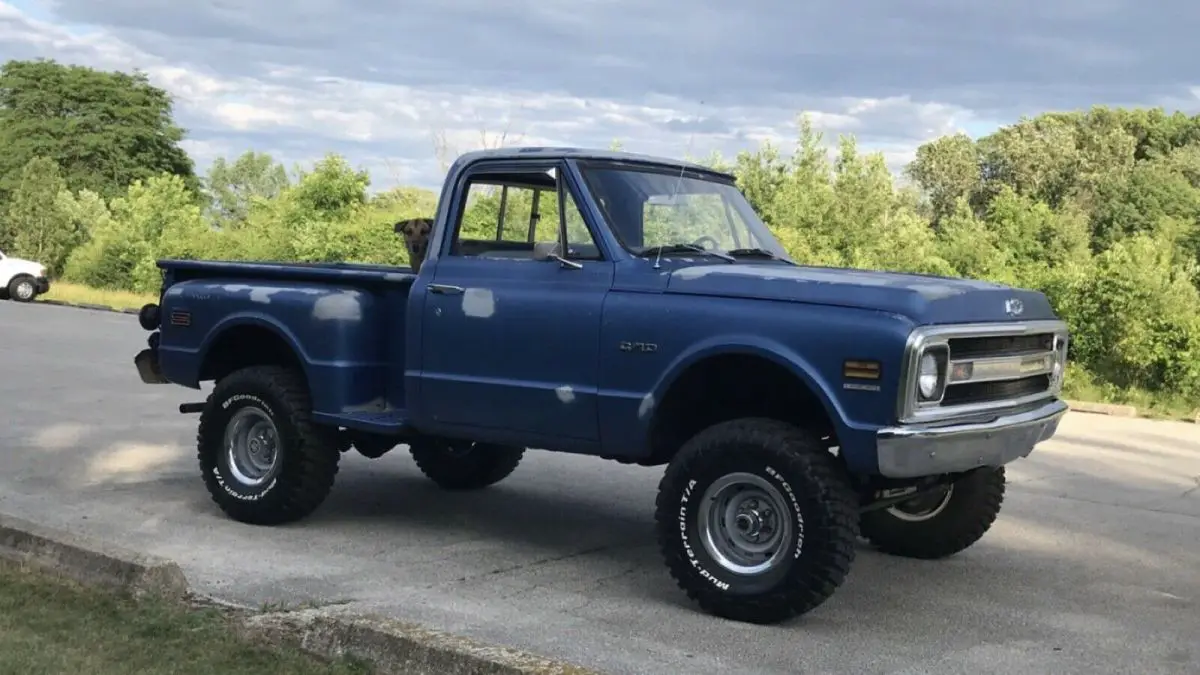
[452,146,733,179]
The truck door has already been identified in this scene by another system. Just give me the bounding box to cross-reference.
[417,162,613,443]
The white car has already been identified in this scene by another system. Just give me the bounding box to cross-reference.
[0,250,50,302]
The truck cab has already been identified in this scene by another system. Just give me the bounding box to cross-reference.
[134,147,1070,624]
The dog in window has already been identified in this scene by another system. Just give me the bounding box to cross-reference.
[394,218,434,273]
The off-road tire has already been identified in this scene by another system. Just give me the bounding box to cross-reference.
[654,418,860,624]
[7,275,36,302]
[409,439,524,490]
[197,365,340,525]
[859,467,1006,559]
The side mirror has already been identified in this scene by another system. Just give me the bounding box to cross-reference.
[532,241,559,261]
[532,241,582,269]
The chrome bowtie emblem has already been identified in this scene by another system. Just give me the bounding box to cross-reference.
[1004,298,1024,316]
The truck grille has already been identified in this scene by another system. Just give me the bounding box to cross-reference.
[941,373,1051,406]
[900,321,1069,424]
[947,333,1054,359]
[942,332,1057,407]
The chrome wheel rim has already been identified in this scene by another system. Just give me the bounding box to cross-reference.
[14,281,33,300]
[886,484,954,522]
[224,407,281,486]
[698,472,794,575]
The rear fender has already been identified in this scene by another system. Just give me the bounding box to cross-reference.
[162,312,312,389]
[157,281,388,414]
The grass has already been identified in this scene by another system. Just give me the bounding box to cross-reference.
[1062,363,1199,421]
[40,280,156,312]
[0,563,371,675]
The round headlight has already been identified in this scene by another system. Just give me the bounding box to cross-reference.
[918,352,941,399]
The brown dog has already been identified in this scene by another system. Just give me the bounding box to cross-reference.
[394,218,434,273]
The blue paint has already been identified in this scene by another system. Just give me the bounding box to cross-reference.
[139,146,1068,477]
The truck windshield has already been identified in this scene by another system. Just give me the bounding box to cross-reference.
[577,163,792,263]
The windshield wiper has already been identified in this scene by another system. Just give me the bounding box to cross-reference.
[638,243,735,262]
[726,247,796,264]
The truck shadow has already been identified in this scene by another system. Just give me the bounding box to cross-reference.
[279,448,1199,627]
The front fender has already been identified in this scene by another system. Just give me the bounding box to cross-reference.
[650,333,849,437]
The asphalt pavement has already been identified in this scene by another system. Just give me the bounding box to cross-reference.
[2,299,1198,674]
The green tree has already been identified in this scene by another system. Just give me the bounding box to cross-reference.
[976,114,1082,208]
[203,151,291,227]
[4,157,86,276]
[905,132,980,224]
[0,58,198,204]
[63,173,210,292]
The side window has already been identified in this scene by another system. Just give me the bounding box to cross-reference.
[458,181,540,244]
[450,168,603,261]
[539,187,602,261]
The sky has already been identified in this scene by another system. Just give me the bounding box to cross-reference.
[2,0,1198,192]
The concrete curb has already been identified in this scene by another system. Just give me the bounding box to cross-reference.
[0,514,189,599]
[0,512,600,675]
[1066,399,1200,423]
[1065,399,1139,418]
[243,608,600,675]
[35,298,140,315]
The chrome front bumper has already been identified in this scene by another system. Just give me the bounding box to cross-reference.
[875,399,1068,478]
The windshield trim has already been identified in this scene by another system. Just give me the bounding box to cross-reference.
[574,157,739,186]
[573,159,791,262]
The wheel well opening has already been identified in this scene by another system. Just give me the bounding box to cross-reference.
[199,325,305,385]
[646,354,840,466]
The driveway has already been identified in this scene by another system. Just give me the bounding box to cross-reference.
[2,300,1198,674]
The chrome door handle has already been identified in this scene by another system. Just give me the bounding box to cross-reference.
[428,284,465,295]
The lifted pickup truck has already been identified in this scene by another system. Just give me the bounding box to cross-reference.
[133,147,1069,624]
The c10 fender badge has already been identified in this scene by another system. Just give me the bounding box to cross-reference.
[619,341,658,353]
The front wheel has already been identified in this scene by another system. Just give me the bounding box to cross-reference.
[654,418,860,624]
[7,276,36,302]
[859,467,1006,559]
[197,365,341,525]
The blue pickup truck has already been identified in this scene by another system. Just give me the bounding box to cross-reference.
[133,147,1070,624]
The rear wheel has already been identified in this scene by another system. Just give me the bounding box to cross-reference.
[197,365,340,525]
[859,467,1006,559]
[654,418,860,624]
[7,276,36,302]
[409,438,524,490]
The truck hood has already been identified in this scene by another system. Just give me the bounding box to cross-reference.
[665,263,1057,325]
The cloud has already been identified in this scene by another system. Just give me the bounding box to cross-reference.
[3,0,1199,191]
